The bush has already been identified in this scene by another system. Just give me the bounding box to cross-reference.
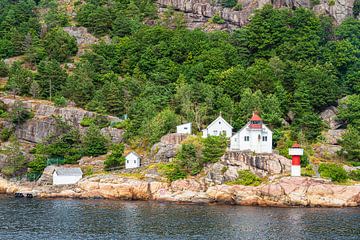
[211,14,225,24]
[82,124,109,156]
[0,59,8,77]
[158,163,187,182]
[104,143,126,170]
[27,155,47,174]
[349,170,360,181]
[8,101,33,125]
[328,0,335,6]
[82,166,94,176]
[53,96,67,107]
[234,3,243,11]
[202,135,227,163]
[310,0,320,6]
[0,127,13,142]
[318,163,348,182]
[175,143,203,175]
[301,165,315,177]
[221,0,237,8]
[227,170,262,186]
[80,116,94,127]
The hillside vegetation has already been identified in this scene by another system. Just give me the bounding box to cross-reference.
[0,0,359,166]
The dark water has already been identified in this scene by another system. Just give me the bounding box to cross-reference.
[0,196,359,240]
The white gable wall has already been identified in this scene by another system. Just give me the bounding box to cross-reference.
[125,153,141,169]
[53,172,82,185]
[202,117,232,138]
[230,124,272,153]
[176,123,192,134]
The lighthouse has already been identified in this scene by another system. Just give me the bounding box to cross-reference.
[288,143,304,177]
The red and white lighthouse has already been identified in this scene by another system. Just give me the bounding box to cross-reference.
[288,143,303,177]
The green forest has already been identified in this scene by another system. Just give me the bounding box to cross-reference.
[0,0,359,165]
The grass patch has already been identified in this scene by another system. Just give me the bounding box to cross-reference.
[226,170,262,186]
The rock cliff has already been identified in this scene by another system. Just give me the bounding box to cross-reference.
[0,95,124,143]
[2,175,359,207]
[158,0,355,29]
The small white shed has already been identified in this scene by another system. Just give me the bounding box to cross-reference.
[125,152,141,169]
[202,115,233,138]
[176,122,192,134]
[53,168,83,185]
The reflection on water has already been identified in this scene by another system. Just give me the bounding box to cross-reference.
[0,196,359,239]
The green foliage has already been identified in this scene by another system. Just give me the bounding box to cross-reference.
[0,100,7,118]
[354,0,360,17]
[227,170,262,186]
[6,62,33,95]
[53,96,68,107]
[338,95,360,128]
[234,4,243,11]
[220,0,237,8]
[43,28,78,62]
[339,125,360,162]
[175,143,203,175]
[158,163,187,181]
[0,136,26,177]
[8,101,33,125]
[318,163,348,182]
[202,135,227,163]
[0,127,13,142]
[104,143,126,170]
[82,124,109,157]
[211,14,225,24]
[310,0,320,6]
[141,108,180,145]
[0,59,8,77]
[27,155,47,174]
[328,0,335,6]
[301,165,315,177]
[80,115,110,128]
[349,169,360,181]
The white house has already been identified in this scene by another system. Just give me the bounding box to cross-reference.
[125,152,141,169]
[53,168,83,185]
[176,122,192,134]
[230,113,273,153]
[202,115,233,138]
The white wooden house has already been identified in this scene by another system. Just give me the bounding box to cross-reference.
[53,168,83,185]
[202,115,233,138]
[176,123,192,134]
[230,113,272,153]
[125,152,141,169]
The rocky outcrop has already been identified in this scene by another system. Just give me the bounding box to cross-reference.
[158,0,355,29]
[2,175,359,207]
[149,133,189,163]
[63,27,98,56]
[205,151,291,184]
[0,95,123,143]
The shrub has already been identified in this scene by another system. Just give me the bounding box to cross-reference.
[104,143,126,170]
[158,163,187,182]
[227,170,262,186]
[221,0,237,8]
[339,125,360,162]
[175,143,203,175]
[349,169,360,181]
[318,163,348,182]
[310,0,320,6]
[27,155,47,174]
[328,0,335,6]
[211,14,225,24]
[301,165,315,177]
[53,96,67,107]
[82,124,109,156]
[0,59,8,77]
[234,3,243,11]
[82,166,94,176]
[0,127,13,142]
[80,116,94,127]
[8,101,33,125]
[202,135,227,163]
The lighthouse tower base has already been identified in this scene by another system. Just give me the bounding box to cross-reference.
[291,165,301,177]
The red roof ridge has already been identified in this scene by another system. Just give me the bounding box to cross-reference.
[250,112,262,121]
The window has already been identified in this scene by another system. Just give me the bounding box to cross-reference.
[134,160,136,163]
[244,136,249,141]
[219,121,221,124]
[213,130,218,135]
[127,160,129,163]
[234,138,237,142]
[184,127,188,130]
[262,136,267,142]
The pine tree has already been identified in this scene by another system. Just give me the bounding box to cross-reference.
[82,124,109,157]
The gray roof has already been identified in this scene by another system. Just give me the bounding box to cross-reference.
[55,168,83,176]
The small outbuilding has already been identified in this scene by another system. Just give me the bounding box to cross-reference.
[53,168,83,185]
[176,122,192,134]
[202,115,233,138]
[125,152,141,169]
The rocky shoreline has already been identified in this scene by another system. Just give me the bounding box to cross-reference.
[1,175,359,207]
